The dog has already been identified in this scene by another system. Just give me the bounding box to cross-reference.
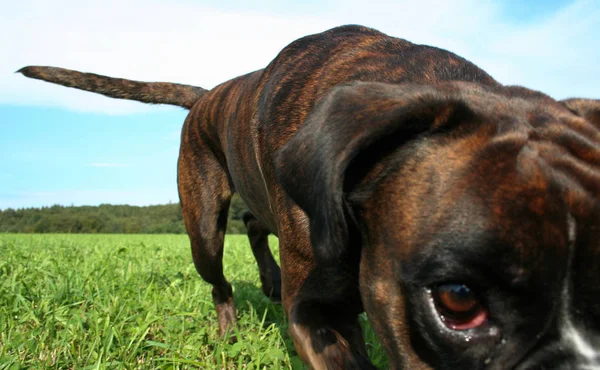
[19,25,600,369]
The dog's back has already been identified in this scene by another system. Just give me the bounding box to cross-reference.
[256,25,499,143]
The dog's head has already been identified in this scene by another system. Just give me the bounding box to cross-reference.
[276,81,600,369]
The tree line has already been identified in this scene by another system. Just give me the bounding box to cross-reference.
[0,195,249,234]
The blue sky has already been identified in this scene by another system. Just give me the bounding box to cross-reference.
[1,0,598,209]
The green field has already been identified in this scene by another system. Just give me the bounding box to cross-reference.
[0,234,387,369]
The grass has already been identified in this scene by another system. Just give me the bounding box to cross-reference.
[0,234,388,369]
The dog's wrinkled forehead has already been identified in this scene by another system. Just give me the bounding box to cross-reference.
[475,96,600,216]
[372,91,600,268]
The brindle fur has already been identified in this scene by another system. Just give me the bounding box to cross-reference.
[19,25,600,369]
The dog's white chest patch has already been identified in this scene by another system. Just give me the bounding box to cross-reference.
[559,214,600,368]
[562,315,598,362]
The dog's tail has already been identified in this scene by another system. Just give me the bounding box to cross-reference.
[17,66,207,109]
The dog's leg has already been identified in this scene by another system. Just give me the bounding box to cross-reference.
[279,233,375,369]
[242,211,282,303]
[177,137,235,336]
[289,306,374,369]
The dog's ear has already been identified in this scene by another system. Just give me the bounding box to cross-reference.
[561,98,600,128]
[275,81,476,265]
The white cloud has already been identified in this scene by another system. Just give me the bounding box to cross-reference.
[2,0,598,115]
[88,163,131,168]
[0,189,179,210]
[165,130,182,142]
[1,0,331,114]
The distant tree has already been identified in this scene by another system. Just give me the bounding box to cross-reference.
[0,200,252,235]
[229,194,248,220]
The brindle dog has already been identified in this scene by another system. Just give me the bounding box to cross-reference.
[19,25,600,369]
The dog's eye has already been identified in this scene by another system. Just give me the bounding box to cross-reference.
[432,283,487,330]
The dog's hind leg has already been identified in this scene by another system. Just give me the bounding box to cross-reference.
[177,128,235,336]
[242,211,282,303]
